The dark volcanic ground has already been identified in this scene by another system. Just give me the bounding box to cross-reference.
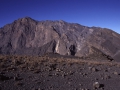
[0,54,120,90]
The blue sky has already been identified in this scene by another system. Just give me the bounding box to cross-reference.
[0,0,120,34]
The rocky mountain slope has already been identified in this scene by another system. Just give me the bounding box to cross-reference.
[0,17,120,61]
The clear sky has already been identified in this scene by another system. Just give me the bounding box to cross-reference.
[0,0,120,34]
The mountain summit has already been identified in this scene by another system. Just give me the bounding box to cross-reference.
[0,17,120,61]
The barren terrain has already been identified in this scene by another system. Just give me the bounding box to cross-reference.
[0,54,120,90]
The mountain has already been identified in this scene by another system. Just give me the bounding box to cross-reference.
[0,17,120,61]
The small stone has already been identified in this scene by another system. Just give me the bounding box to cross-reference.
[92,68,98,72]
[93,82,104,89]
[88,67,92,70]
[93,82,100,89]
[83,73,87,76]
[104,75,111,79]
[81,89,84,90]
[56,68,61,72]
[79,72,82,75]
[85,89,89,90]
[101,77,104,80]
[108,68,111,70]
[54,73,59,76]
[38,88,41,90]
[68,82,71,84]
[62,73,67,77]
[79,84,82,86]
[114,71,119,75]
[69,71,74,75]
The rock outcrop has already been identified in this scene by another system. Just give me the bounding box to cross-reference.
[0,17,120,61]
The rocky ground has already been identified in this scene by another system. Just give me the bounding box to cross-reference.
[0,54,120,90]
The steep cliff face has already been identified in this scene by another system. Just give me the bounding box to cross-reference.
[0,17,120,61]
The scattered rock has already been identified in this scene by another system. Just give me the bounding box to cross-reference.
[104,75,111,79]
[38,88,41,90]
[114,71,119,75]
[88,67,92,70]
[54,72,59,76]
[92,68,98,72]
[79,84,82,86]
[56,68,61,72]
[62,74,67,78]
[93,82,100,89]
[93,82,104,89]
[101,77,104,80]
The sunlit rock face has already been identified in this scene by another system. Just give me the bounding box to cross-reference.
[0,17,120,61]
